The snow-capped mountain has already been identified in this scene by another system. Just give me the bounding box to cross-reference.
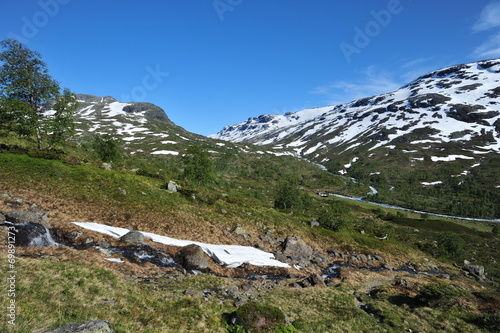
[72,94,208,156]
[212,59,500,164]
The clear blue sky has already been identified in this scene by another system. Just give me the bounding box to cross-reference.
[1,0,499,135]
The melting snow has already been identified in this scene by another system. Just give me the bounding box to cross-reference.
[72,222,290,268]
[431,155,474,162]
[151,150,179,155]
[422,181,443,186]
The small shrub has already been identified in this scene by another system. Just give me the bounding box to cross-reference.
[231,302,287,333]
[417,282,466,308]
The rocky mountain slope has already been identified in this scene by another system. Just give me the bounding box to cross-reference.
[212,59,500,218]
[212,59,500,162]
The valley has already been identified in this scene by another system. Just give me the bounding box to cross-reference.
[0,45,499,332]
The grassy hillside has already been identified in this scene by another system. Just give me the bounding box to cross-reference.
[0,134,499,332]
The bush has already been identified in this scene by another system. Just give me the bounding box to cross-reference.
[417,282,466,308]
[91,134,121,163]
[437,233,466,258]
[231,302,288,333]
[318,202,352,231]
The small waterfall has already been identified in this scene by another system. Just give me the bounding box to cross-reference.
[5,222,58,247]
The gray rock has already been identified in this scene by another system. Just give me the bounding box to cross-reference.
[233,226,246,236]
[178,244,209,271]
[309,220,320,227]
[167,180,179,192]
[120,231,145,244]
[282,236,313,258]
[41,320,114,333]
[464,264,486,280]
[118,187,127,195]
[5,209,47,225]
[102,163,112,170]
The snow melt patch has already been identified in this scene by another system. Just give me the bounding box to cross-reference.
[72,222,290,268]
[151,150,179,155]
[431,155,474,162]
[421,181,443,186]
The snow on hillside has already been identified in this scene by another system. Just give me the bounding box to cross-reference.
[72,222,290,268]
[211,59,500,159]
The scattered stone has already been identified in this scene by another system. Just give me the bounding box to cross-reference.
[282,236,313,258]
[220,208,228,214]
[184,289,204,297]
[167,180,179,192]
[40,320,114,333]
[102,163,112,170]
[120,231,145,244]
[118,187,127,195]
[309,220,320,227]
[234,226,247,236]
[177,244,210,271]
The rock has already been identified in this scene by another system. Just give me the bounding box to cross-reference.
[301,274,326,288]
[66,231,83,242]
[463,264,486,281]
[373,254,385,262]
[167,180,179,192]
[309,220,320,227]
[282,236,313,258]
[102,163,112,170]
[0,212,5,221]
[11,222,58,247]
[118,187,127,195]
[358,254,368,264]
[40,320,114,333]
[178,244,210,271]
[5,209,48,226]
[120,231,145,244]
[233,226,247,236]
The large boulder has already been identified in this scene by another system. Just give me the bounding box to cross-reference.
[281,236,313,258]
[177,244,210,271]
[463,264,486,281]
[119,231,145,244]
[40,320,114,333]
[5,209,49,227]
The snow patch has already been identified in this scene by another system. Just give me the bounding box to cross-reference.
[72,222,290,268]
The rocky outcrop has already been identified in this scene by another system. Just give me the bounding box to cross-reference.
[463,263,486,281]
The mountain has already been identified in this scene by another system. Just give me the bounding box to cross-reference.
[212,59,500,218]
[72,94,302,158]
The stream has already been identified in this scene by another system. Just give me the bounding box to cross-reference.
[329,191,500,223]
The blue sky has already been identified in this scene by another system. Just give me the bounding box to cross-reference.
[1,0,500,135]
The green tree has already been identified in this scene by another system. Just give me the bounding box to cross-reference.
[274,177,303,212]
[0,38,77,149]
[437,232,465,258]
[92,134,121,163]
[182,145,214,186]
